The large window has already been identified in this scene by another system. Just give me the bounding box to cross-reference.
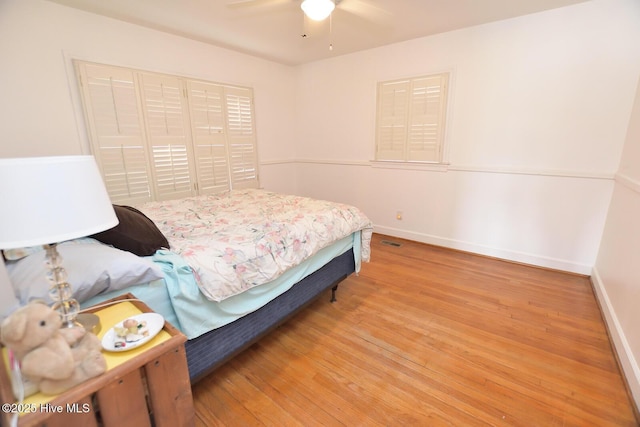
[375,73,449,163]
[75,60,259,204]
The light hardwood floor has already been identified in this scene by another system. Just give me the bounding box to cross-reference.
[192,234,638,426]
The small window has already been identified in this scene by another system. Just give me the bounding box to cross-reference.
[375,73,449,163]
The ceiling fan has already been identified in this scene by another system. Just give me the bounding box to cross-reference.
[301,0,336,21]
[227,0,389,24]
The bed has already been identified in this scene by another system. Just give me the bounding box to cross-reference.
[4,189,372,383]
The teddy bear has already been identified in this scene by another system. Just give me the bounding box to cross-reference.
[0,301,107,395]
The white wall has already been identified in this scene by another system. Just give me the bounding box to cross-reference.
[2,0,640,409]
[0,0,299,193]
[593,73,640,407]
[3,0,637,274]
[293,0,640,274]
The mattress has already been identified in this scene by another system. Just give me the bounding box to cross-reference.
[83,232,360,339]
[185,246,356,381]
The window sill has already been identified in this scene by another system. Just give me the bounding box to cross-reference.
[369,161,450,172]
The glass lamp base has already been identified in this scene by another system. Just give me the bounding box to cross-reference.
[45,243,82,328]
[76,313,101,335]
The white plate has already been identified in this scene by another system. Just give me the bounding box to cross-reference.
[101,313,165,352]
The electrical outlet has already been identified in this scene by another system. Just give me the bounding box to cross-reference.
[396,211,403,220]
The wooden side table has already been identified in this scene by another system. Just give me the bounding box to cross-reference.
[0,294,194,427]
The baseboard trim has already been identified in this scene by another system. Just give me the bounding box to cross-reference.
[373,225,592,275]
[590,267,640,411]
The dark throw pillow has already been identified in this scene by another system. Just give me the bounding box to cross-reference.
[91,205,169,256]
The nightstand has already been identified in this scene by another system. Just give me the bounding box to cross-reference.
[0,294,195,427]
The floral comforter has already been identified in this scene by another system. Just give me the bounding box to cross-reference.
[138,189,372,302]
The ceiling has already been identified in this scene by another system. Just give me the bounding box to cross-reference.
[47,0,590,65]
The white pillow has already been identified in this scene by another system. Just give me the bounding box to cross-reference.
[0,260,20,323]
[6,238,164,305]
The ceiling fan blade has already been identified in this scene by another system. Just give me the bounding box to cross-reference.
[227,0,292,8]
[337,0,392,25]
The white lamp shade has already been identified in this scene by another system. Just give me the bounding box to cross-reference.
[0,156,118,249]
[301,0,335,21]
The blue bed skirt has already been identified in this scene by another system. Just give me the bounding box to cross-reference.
[185,247,355,382]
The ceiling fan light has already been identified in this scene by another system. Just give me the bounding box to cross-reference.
[301,0,335,21]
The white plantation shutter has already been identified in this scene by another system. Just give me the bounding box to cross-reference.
[139,73,196,200]
[376,80,410,161]
[75,62,153,204]
[407,75,448,161]
[187,80,230,194]
[75,60,259,201]
[225,86,259,189]
[376,73,449,163]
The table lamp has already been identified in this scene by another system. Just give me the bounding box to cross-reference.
[0,156,118,328]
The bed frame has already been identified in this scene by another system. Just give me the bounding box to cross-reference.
[184,248,355,383]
